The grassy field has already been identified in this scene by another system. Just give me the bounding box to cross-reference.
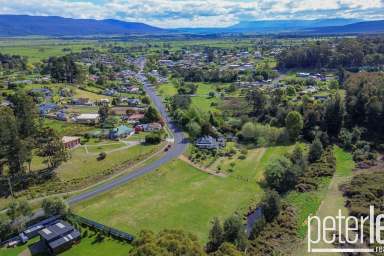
[73,145,292,242]
[0,39,102,63]
[56,143,163,181]
[293,147,355,255]
[42,119,94,136]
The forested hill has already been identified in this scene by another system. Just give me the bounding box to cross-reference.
[0,15,164,36]
[306,20,384,34]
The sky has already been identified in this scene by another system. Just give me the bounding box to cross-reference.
[0,0,383,28]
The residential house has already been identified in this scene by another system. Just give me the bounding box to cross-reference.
[62,136,81,149]
[109,125,134,140]
[71,98,92,106]
[75,113,100,124]
[195,136,218,149]
[30,88,52,98]
[38,221,80,255]
[55,111,68,121]
[39,103,59,116]
[127,113,144,123]
[142,122,162,132]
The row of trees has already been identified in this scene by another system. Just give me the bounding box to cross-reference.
[43,55,87,83]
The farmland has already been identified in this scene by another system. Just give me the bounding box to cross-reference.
[73,145,292,242]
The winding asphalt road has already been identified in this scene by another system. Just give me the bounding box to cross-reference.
[66,74,188,205]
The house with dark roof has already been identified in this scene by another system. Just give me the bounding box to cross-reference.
[39,103,59,116]
[195,136,219,149]
[38,220,80,255]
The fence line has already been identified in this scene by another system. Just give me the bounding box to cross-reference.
[69,214,134,242]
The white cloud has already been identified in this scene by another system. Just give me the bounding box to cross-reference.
[0,0,383,27]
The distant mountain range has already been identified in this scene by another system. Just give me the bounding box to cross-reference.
[304,20,384,34]
[0,15,383,37]
[0,15,164,36]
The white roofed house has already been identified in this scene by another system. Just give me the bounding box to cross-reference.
[75,113,100,124]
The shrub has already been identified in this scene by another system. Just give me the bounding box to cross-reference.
[145,132,162,144]
[97,152,107,161]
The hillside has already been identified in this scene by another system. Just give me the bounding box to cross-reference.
[306,20,384,34]
[0,15,164,36]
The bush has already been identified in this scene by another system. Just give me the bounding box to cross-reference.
[308,138,323,163]
[97,152,107,161]
[145,132,162,144]
[42,197,69,216]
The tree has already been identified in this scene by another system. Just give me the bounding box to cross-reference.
[285,111,303,141]
[261,190,281,222]
[324,92,344,138]
[98,105,109,124]
[206,217,224,253]
[186,121,201,138]
[290,145,306,171]
[0,107,24,176]
[42,197,69,216]
[240,122,255,141]
[10,91,38,138]
[142,96,150,105]
[223,215,248,251]
[308,137,323,163]
[246,89,266,117]
[145,132,162,144]
[37,128,69,168]
[0,214,11,240]
[7,200,31,232]
[144,106,160,123]
[249,216,266,240]
[265,156,297,193]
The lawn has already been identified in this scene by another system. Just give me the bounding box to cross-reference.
[0,232,132,256]
[333,145,355,176]
[56,143,164,181]
[157,82,177,97]
[42,119,93,136]
[73,146,291,242]
[0,39,101,63]
[73,88,111,101]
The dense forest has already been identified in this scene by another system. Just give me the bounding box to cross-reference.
[278,37,384,69]
[0,53,27,70]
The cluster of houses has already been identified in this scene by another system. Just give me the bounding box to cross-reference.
[296,72,328,81]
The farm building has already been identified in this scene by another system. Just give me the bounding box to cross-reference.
[38,221,80,255]
[62,136,81,149]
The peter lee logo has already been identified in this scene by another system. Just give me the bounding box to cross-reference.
[308,206,384,253]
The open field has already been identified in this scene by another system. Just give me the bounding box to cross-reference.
[0,39,102,63]
[73,145,292,242]
[42,119,94,136]
[56,143,163,181]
